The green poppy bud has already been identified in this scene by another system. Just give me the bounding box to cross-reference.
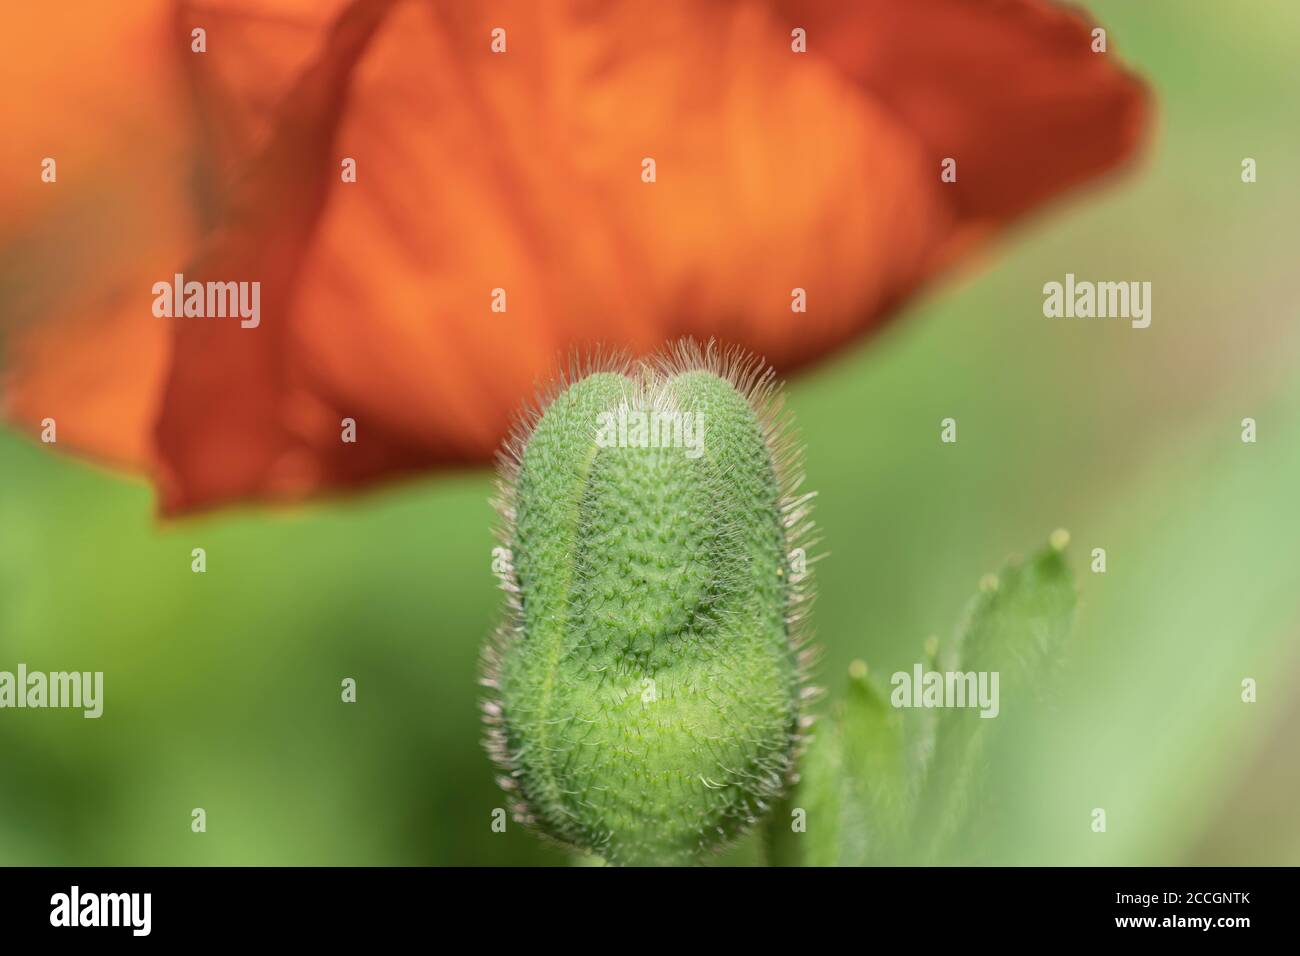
[482,340,816,865]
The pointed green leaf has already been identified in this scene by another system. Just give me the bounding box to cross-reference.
[915,533,1078,859]
[767,662,906,865]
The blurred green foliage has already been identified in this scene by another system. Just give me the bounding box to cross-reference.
[3,1,1299,865]
[769,542,1077,866]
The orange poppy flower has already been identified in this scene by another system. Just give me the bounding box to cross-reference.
[1,0,1147,515]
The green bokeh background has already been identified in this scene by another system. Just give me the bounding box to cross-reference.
[2,2,1298,865]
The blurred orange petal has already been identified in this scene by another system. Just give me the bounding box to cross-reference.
[2,0,1148,514]
[155,0,397,512]
[0,2,187,466]
[782,0,1148,227]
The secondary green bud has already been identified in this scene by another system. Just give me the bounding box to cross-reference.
[482,341,815,865]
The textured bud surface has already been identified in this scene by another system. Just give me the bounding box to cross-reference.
[483,341,815,865]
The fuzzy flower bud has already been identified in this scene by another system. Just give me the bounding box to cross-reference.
[482,341,815,865]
